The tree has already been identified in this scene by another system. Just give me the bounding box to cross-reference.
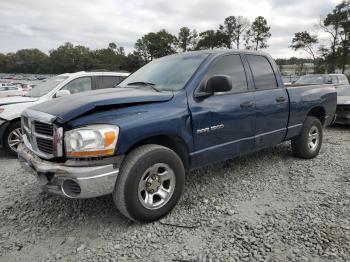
[196,30,227,50]
[49,42,94,73]
[135,30,177,61]
[319,0,350,73]
[290,31,319,60]
[219,16,250,49]
[245,16,271,50]
[177,27,198,52]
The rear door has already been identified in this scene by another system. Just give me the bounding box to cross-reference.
[245,54,289,149]
[189,54,256,165]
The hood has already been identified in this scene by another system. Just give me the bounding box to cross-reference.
[337,96,350,105]
[30,88,174,124]
[0,96,39,106]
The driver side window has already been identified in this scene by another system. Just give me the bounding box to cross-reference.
[62,77,92,94]
[206,54,248,93]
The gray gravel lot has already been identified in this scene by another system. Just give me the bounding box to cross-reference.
[0,126,349,262]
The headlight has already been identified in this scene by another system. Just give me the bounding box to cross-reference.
[0,108,4,114]
[65,125,119,158]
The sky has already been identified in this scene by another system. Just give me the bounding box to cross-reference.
[0,0,343,58]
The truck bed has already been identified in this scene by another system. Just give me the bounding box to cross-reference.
[285,84,337,140]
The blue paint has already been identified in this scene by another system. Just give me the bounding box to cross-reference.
[29,50,337,170]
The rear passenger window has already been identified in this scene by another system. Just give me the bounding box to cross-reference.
[208,54,248,93]
[246,55,278,90]
[101,76,124,89]
[330,76,338,84]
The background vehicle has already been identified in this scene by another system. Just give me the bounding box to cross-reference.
[334,87,350,124]
[18,50,337,222]
[289,74,349,87]
[0,83,25,98]
[0,71,129,155]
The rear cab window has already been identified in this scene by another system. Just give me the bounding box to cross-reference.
[246,55,278,90]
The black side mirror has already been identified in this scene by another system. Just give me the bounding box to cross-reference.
[196,75,232,98]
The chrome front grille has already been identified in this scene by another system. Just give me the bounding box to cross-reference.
[21,109,63,159]
[34,121,54,136]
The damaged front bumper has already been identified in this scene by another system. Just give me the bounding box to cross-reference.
[17,143,121,198]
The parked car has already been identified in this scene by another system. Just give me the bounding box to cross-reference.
[0,71,129,155]
[0,83,26,98]
[289,74,349,87]
[334,87,350,124]
[17,50,337,222]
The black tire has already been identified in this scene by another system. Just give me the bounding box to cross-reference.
[4,121,22,157]
[113,144,185,222]
[291,116,323,159]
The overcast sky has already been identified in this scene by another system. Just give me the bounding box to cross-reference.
[0,0,342,58]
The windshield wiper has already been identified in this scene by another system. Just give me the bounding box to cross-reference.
[127,81,160,92]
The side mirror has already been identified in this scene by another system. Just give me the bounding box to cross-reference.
[196,75,232,98]
[55,90,71,98]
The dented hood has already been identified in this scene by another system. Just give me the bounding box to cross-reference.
[30,88,173,124]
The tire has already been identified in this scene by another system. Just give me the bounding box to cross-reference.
[113,144,185,222]
[291,116,323,159]
[4,121,22,157]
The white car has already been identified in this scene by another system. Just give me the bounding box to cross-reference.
[0,71,129,155]
[0,83,26,98]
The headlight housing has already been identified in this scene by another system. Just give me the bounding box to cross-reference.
[64,125,119,158]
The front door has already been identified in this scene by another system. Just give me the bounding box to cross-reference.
[189,54,256,167]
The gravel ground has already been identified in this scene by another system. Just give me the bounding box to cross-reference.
[0,126,349,262]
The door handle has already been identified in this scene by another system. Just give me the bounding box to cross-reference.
[240,101,254,108]
[275,96,286,103]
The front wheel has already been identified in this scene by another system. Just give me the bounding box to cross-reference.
[113,144,185,222]
[4,121,23,156]
[291,116,323,159]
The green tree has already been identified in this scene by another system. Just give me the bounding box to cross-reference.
[49,43,94,73]
[319,0,350,73]
[290,31,319,60]
[245,16,271,50]
[0,53,8,72]
[196,30,227,50]
[135,30,177,61]
[177,27,198,52]
[219,16,250,49]
[14,49,50,73]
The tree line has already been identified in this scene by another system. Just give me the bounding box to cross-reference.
[0,16,271,74]
[0,0,348,75]
[290,0,350,73]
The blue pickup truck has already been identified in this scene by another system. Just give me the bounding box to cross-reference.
[18,50,337,222]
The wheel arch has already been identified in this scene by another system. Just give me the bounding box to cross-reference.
[306,106,326,126]
[125,134,190,170]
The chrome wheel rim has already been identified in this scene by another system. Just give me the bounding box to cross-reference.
[138,163,176,210]
[307,126,319,151]
[8,128,23,152]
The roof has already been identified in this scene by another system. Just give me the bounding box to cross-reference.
[167,49,271,58]
[57,71,130,78]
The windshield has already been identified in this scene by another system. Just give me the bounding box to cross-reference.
[26,76,68,97]
[295,75,325,85]
[119,53,208,91]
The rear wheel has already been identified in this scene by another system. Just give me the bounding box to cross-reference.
[113,144,185,222]
[291,116,323,159]
[4,121,22,156]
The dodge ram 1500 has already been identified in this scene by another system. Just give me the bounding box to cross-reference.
[17,50,337,222]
